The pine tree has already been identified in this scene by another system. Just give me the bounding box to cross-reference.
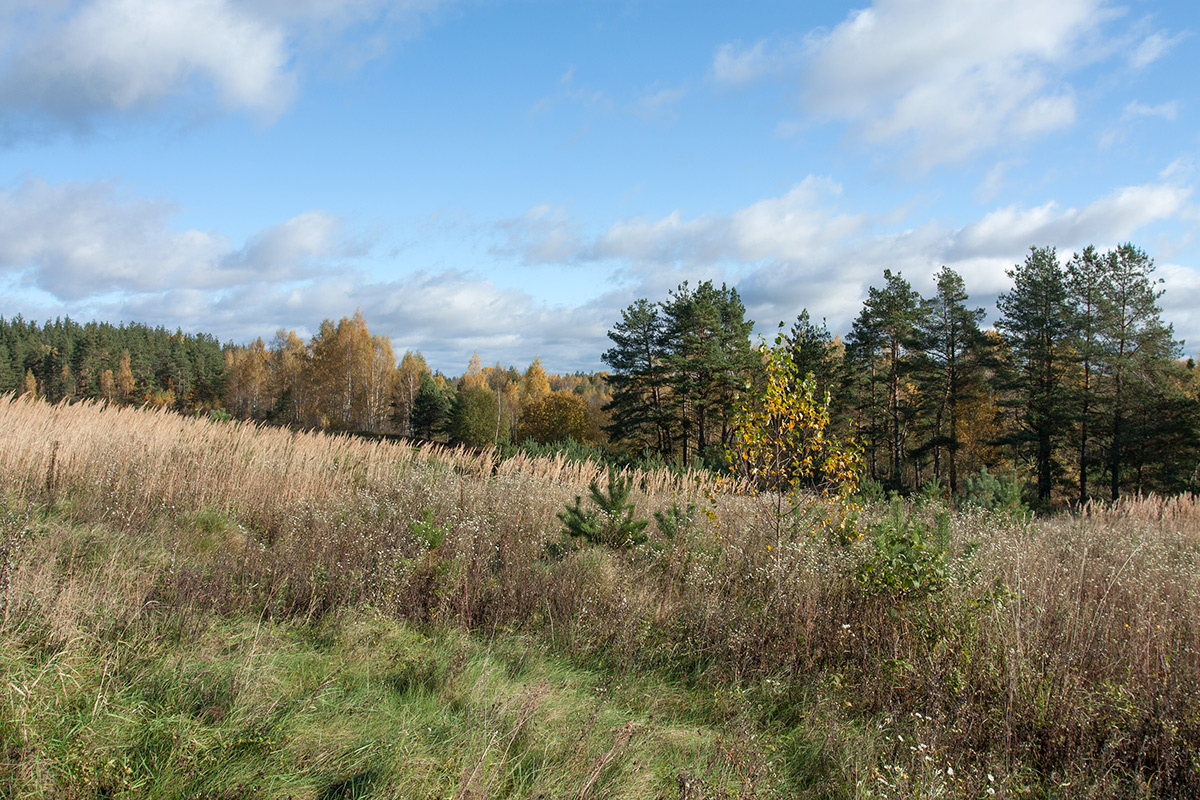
[602,299,672,456]
[912,267,989,495]
[1065,245,1107,504]
[784,310,839,402]
[660,281,757,465]
[1095,243,1180,499]
[997,246,1075,505]
[844,270,923,490]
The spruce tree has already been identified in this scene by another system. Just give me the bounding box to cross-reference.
[410,373,450,440]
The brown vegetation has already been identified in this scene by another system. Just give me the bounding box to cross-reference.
[2,393,1199,796]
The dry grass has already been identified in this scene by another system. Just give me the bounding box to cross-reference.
[2,393,1199,797]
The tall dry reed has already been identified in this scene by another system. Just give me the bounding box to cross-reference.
[2,393,1199,796]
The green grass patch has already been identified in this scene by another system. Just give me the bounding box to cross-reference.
[1,564,782,798]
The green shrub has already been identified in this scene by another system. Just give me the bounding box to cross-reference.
[857,497,949,598]
[557,467,649,549]
[409,509,449,551]
[653,502,697,541]
[963,466,1027,516]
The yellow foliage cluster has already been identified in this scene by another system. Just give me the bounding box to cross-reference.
[517,391,595,445]
[726,339,862,539]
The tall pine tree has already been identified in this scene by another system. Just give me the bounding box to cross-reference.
[844,270,923,490]
[997,246,1075,505]
[912,267,990,495]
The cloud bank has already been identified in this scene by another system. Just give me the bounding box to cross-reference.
[3,171,1197,372]
[715,0,1178,167]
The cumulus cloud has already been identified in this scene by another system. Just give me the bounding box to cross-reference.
[950,183,1193,259]
[714,0,1155,168]
[0,0,453,137]
[0,176,616,372]
[223,211,349,276]
[494,175,1196,346]
[584,178,865,267]
[503,177,1191,276]
[0,178,348,299]
[0,0,295,131]
[102,268,618,374]
[804,0,1115,165]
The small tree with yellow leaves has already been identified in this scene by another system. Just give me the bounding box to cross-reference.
[727,336,861,542]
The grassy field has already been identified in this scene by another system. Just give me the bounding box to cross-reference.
[1,394,1198,798]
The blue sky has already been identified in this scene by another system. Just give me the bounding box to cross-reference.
[2,0,1198,374]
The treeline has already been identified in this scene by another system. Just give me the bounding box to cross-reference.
[0,316,225,411]
[222,310,612,448]
[603,245,1200,505]
[2,310,611,452]
[7,241,1199,503]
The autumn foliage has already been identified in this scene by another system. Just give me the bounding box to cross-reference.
[729,338,861,501]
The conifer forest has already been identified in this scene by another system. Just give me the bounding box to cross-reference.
[5,243,1197,507]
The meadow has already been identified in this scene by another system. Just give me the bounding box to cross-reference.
[1,393,1198,798]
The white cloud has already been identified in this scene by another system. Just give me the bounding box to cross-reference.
[807,0,1114,166]
[105,268,619,374]
[0,176,617,372]
[493,175,1196,346]
[224,211,347,275]
[0,0,454,136]
[730,178,866,261]
[1129,30,1187,70]
[502,177,1191,277]
[0,0,295,128]
[952,183,1193,259]
[0,178,349,300]
[575,177,865,267]
[715,0,1147,167]
[1122,100,1179,122]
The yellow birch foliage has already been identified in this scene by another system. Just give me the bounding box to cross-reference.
[728,338,861,536]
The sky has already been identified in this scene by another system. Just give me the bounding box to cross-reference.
[1,0,1198,375]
